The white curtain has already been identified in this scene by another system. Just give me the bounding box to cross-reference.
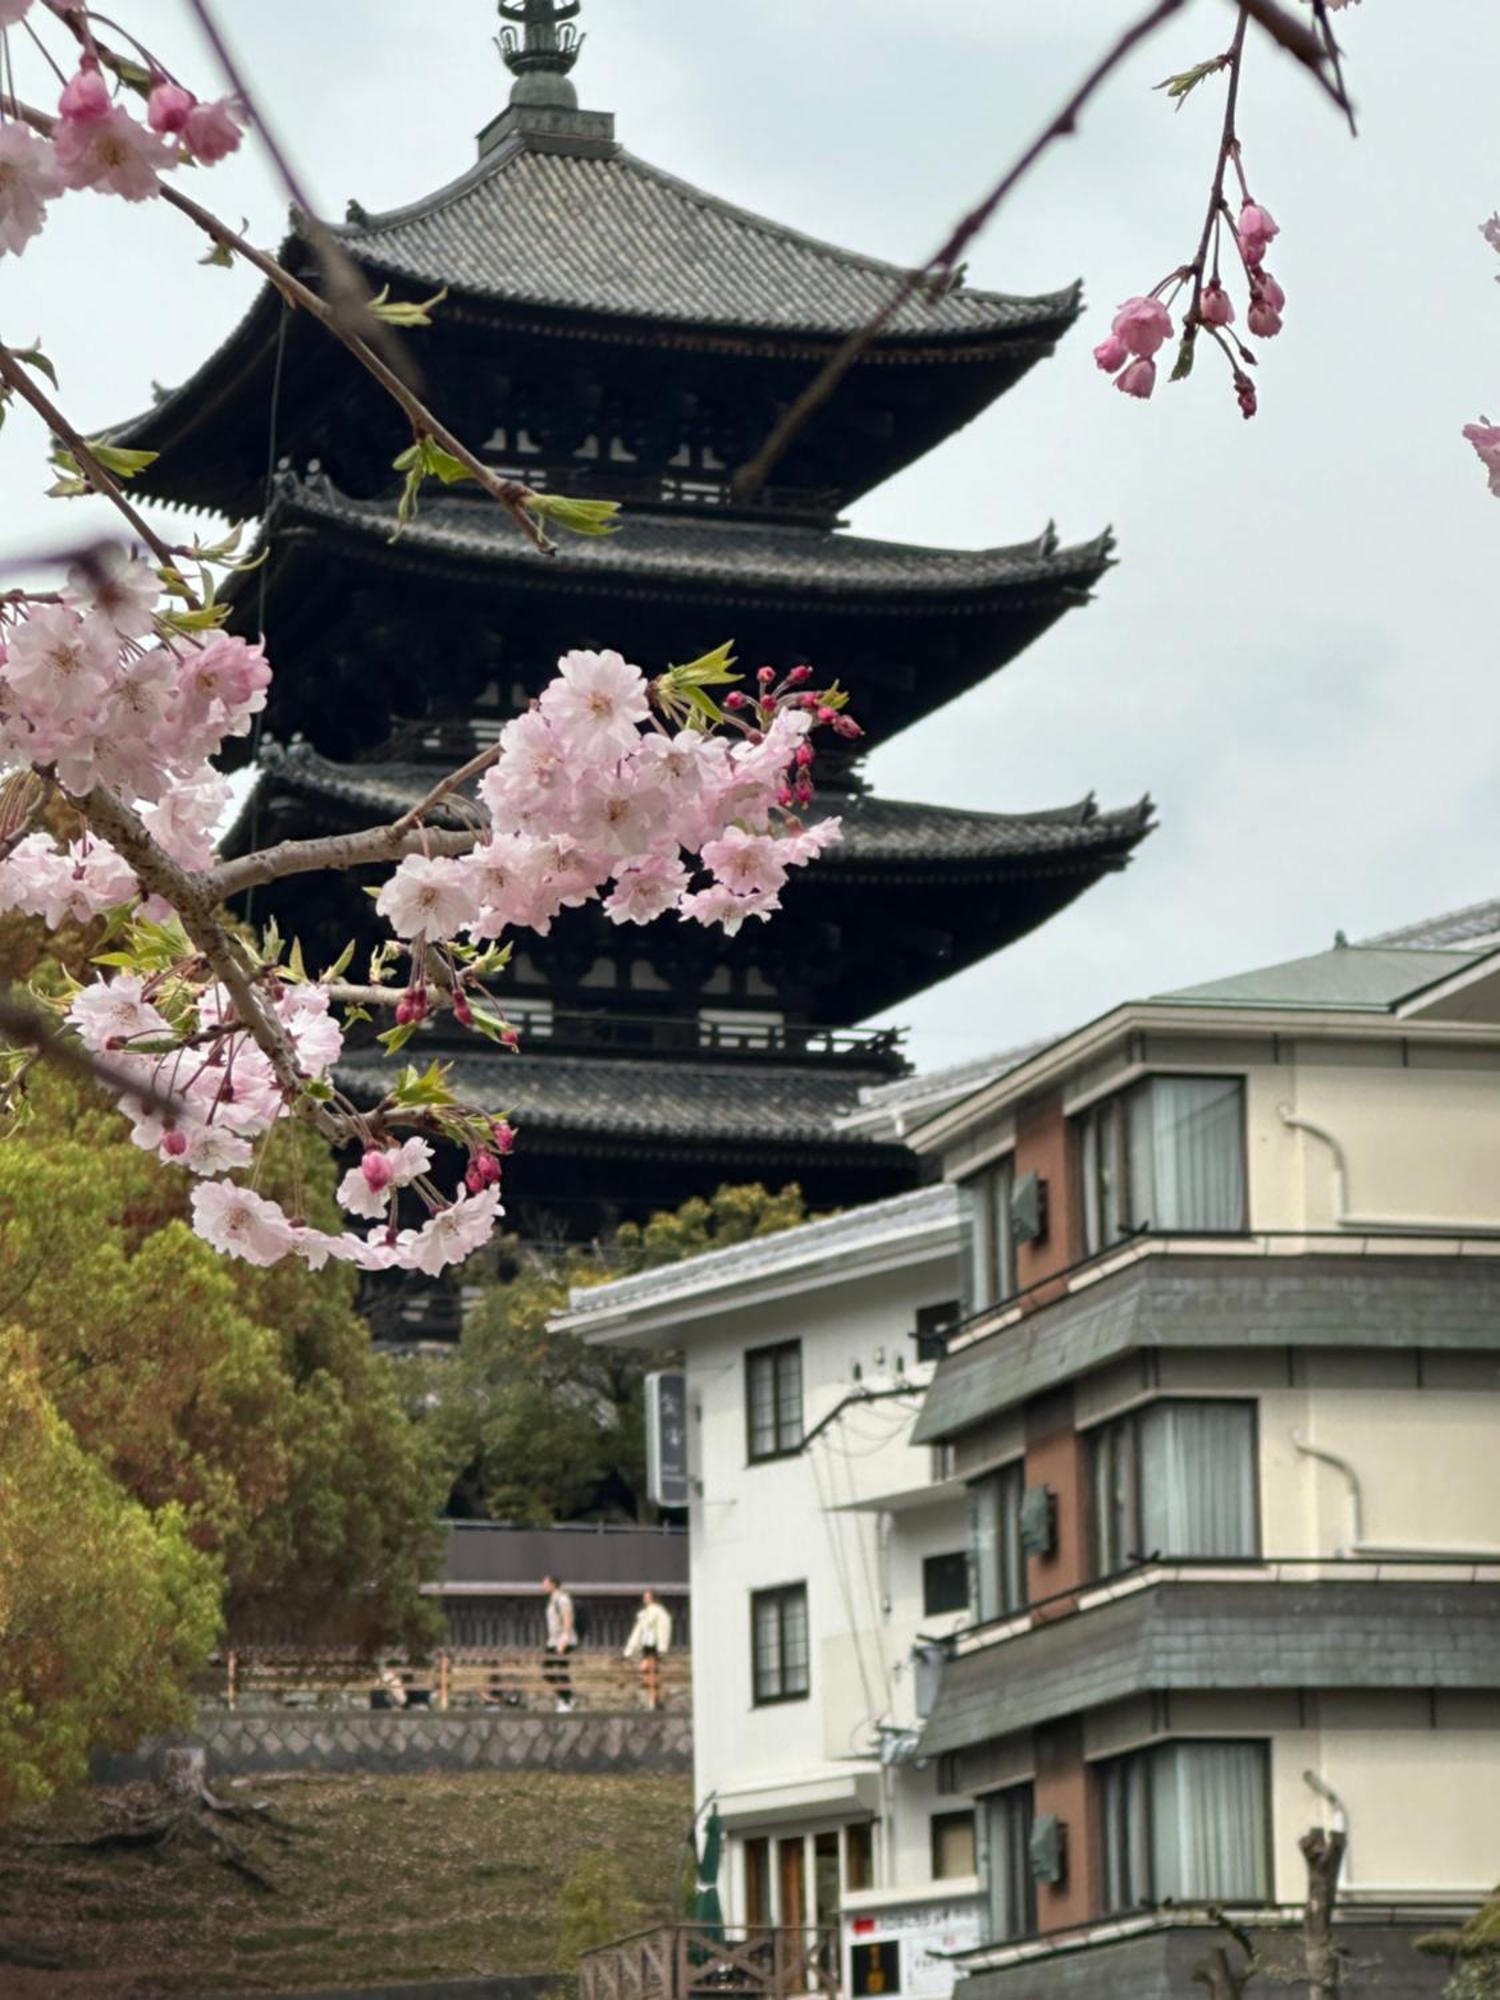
[1129,1078,1245,1231]
[984,1788,1034,1940]
[1151,1743,1268,1901]
[1140,1402,1257,1557]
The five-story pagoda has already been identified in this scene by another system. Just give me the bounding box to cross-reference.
[110,1,1151,1255]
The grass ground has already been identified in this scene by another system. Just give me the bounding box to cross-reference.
[0,1768,693,1998]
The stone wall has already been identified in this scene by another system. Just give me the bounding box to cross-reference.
[94,1707,692,1785]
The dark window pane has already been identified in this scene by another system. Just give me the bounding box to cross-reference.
[923,1551,970,1617]
[845,1821,874,1892]
[983,1786,1036,1941]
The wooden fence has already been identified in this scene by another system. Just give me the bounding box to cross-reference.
[579,1926,840,2000]
[207,1646,691,1714]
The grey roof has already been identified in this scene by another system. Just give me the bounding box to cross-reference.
[918,1579,1500,1756]
[1364,895,1500,951]
[837,1041,1046,1138]
[335,1046,895,1151]
[441,1522,687,1592]
[1154,943,1488,1012]
[559,1183,957,1325]
[273,476,1113,605]
[259,743,1151,878]
[329,139,1078,342]
[914,1254,1500,1444]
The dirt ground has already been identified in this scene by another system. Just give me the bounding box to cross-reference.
[0,1768,693,1998]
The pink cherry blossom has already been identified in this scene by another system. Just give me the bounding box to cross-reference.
[1116,358,1157,400]
[0,124,62,258]
[1200,281,1234,327]
[54,104,173,201]
[142,768,231,869]
[1111,296,1173,359]
[1237,202,1278,268]
[604,853,690,924]
[190,1180,300,1267]
[4,605,116,722]
[1254,270,1286,313]
[394,1186,503,1276]
[68,975,169,1052]
[538,648,649,761]
[67,549,159,639]
[678,882,779,936]
[1463,421,1500,495]
[148,82,196,138]
[58,67,112,123]
[1093,333,1129,374]
[375,853,480,940]
[701,826,789,900]
[183,97,244,163]
[1246,298,1282,339]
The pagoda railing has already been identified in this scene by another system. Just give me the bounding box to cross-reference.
[477,1006,907,1067]
[487,461,842,524]
[579,1926,840,2000]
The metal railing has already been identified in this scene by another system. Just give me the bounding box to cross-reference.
[579,1926,840,2000]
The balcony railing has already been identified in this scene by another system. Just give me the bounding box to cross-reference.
[579,1927,840,2000]
[429,1008,907,1068]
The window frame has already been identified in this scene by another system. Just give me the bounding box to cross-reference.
[969,1458,1029,1625]
[958,1156,1017,1316]
[1085,1398,1261,1578]
[1094,1739,1273,1914]
[745,1338,804,1464]
[1076,1073,1250,1255]
[750,1581,810,1706]
[922,1549,971,1619]
[930,1808,979,1882]
[980,1782,1037,1943]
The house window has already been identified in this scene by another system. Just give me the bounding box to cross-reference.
[915,1299,961,1363]
[1078,1076,1246,1252]
[1097,1742,1270,1911]
[931,1810,978,1880]
[1089,1401,1258,1575]
[751,1583,810,1704]
[958,1158,1016,1315]
[982,1785,1036,1942]
[845,1821,874,1892]
[970,1461,1027,1623]
[923,1551,971,1618]
[745,1836,771,1925]
[746,1340,803,1462]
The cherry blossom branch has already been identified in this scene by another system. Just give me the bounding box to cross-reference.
[208,822,477,903]
[0,986,181,1117]
[0,340,187,583]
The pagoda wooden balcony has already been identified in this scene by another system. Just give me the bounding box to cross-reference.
[579,1926,840,2000]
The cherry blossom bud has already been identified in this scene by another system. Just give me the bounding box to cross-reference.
[1254,270,1285,313]
[788,664,813,684]
[1246,299,1282,339]
[1238,202,1278,247]
[798,693,820,709]
[148,81,196,136]
[501,1027,519,1050]
[1093,333,1130,374]
[724,691,749,710]
[795,743,815,767]
[817,705,838,723]
[59,66,111,122]
[1200,281,1234,327]
[1235,373,1258,421]
[1116,357,1157,400]
[478,1152,502,1186]
[452,993,474,1028]
[162,1129,188,1157]
[1111,296,1173,359]
[757,666,775,684]
[778,785,794,808]
[492,1120,516,1154]
[465,1162,485,1195]
[361,1149,395,1192]
[833,714,863,739]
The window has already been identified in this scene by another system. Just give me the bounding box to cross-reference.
[1089,1401,1258,1575]
[959,1159,1016,1315]
[1078,1076,1246,1253]
[746,1340,803,1461]
[1097,1742,1269,1911]
[931,1810,978,1880]
[915,1299,961,1363]
[982,1785,1036,1942]
[845,1821,874,1892]
[970,1462,1027,1623]
[745,1836,771,1925]
[923,1551,971,1618]
[752,1583,810,1704]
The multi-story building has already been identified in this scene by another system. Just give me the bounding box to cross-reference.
[554,1185,995,1994]
[905,931,1500,1998]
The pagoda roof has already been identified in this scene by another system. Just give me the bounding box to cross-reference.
[265,476,1111,608]
[250,743,1153,884]
[325,138,1078,348]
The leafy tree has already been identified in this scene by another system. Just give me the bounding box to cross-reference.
[0,1067,447,1652]
[435,1183,809,1523]
[0,1353,221,1813]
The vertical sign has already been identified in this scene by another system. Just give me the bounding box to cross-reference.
[646,1370,689,1509]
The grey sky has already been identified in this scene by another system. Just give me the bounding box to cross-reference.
[2,1,1496,1072]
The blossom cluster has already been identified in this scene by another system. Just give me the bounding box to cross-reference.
[1463,215,1500,495]
[0,7,244,259]
[1096,200,1285,417]
[1,548,853,1273]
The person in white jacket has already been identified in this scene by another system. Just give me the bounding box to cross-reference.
[623,1589,673,1710]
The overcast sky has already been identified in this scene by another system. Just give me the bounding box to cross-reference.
[3,0,1497,1073]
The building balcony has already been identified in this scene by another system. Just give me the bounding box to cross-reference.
[919,1563,1500,1760]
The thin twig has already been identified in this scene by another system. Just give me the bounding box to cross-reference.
[0,989,182,1117]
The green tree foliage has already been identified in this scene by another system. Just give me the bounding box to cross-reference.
[434,1183,809,1523]
[0,1353,221,1813]
[555,1849,649,1963]
[0,1069,447,1653]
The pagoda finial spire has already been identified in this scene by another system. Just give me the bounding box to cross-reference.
[498,0,584,109]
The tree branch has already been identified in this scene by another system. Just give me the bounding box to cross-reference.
[209,821,478,903]
[0,988,181,1118]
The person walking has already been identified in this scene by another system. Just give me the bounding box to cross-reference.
[542,1573,577,1713]
[623,1588,673,1711]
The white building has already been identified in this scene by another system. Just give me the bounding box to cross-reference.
[555,1185,988,1991]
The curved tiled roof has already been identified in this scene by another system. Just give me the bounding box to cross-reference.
[271,476,1113,605]
[1362,895,1500,951]
[329,141,1078,343]
[255,743,1153,877]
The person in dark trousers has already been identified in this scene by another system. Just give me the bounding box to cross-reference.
[542,1573,577,1712]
